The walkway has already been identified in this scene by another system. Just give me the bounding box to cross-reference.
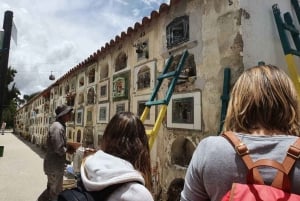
[0,130,47,201]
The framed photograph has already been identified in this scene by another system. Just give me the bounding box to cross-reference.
[97,103,109,123]
[98,80,109,102]
[76,108,84,126]
[167,92,201,130]
[112,100,129,115]
[133,95,155,125]
[134,60,156,94]
[112,71,130,101]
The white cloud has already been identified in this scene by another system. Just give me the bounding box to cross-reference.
[0,0,169,97]
[114,0,129,6]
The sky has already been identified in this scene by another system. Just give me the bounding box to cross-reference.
[0,0,170,97]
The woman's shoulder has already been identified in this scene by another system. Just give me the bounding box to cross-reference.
[193,135,236,158]
[107,182,154,201]
[198,135,229,147]
[50,121,64,129]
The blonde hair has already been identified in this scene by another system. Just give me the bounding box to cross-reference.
[223,65,300,135]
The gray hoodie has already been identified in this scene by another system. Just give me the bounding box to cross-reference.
[81,150,154,201]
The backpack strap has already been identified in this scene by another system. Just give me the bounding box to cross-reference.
[58,183,126,201]
[76,173,131,200]
[89,182,127,200]
[222,131,264,184]
[271,137,300,189]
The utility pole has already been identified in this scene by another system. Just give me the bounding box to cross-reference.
[0,11,13,123]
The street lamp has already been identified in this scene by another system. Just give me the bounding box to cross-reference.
[49,71,55,80]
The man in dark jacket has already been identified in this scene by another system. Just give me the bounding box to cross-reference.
[38,105,76,201]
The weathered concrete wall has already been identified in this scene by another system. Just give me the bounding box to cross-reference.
[240,0,296,71]
[15,0,300,200]
[157,1,244,199]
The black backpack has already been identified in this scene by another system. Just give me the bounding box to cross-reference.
[58,178,125,201]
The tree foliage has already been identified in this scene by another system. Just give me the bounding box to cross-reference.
[2,66,20,128]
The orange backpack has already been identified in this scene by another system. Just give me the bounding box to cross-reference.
[221,131,300,201]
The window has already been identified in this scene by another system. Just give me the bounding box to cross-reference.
[78,93,84,104]
[115,52,127,72]
[97,103,109,123]
[166,15,189,48]
[133,95,155,125]
[172,97,194,124]
[76,109,84,125]
[64,85,70,94]
[113,100,128,115]
[98,80,109,102]
[79,77,84,87]
[87,87,95,104]
[86,109,93,125]
[76,130,82,143]
[100,63,109,80]
[88,68,95,83]
[116,103,125,114]
[59,86,62,96]
[137,66,151,90]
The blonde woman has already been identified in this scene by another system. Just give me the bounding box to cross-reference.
[181,65,300,201]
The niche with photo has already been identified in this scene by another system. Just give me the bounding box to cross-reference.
[167,92,201,130]
[133,95,155,125]
[134,61,156,94]
[113,100,129,115]
[86,109,93,125]
[76,109,84,126]
[98,80,109,102]
[97,103,109,123]
[112,71,130,101]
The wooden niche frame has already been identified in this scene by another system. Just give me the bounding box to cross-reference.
[97,103,109,123]
[76,108,84,126]
[133,60,156,94]
[133,95,155,125]
[113,100,129,115]
[112,71,130,101]
[98,80,109,102]
[167,91,201,130]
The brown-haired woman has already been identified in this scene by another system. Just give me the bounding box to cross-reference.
[181,65,300,201]
[81,112,153,201]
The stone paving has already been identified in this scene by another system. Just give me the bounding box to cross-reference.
[0,130,47,201]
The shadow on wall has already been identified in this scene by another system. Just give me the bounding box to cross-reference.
[171,136,195,167]
[166,178,185,201]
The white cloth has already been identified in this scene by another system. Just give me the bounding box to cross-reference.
[81,150,154,201]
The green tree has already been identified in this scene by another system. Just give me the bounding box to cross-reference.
[2,66,20,128]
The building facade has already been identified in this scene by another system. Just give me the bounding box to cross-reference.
[14,0,298,200]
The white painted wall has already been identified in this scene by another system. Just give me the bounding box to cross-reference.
[240,0,300,72]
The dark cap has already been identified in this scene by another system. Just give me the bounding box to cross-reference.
[55,105,73,118]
